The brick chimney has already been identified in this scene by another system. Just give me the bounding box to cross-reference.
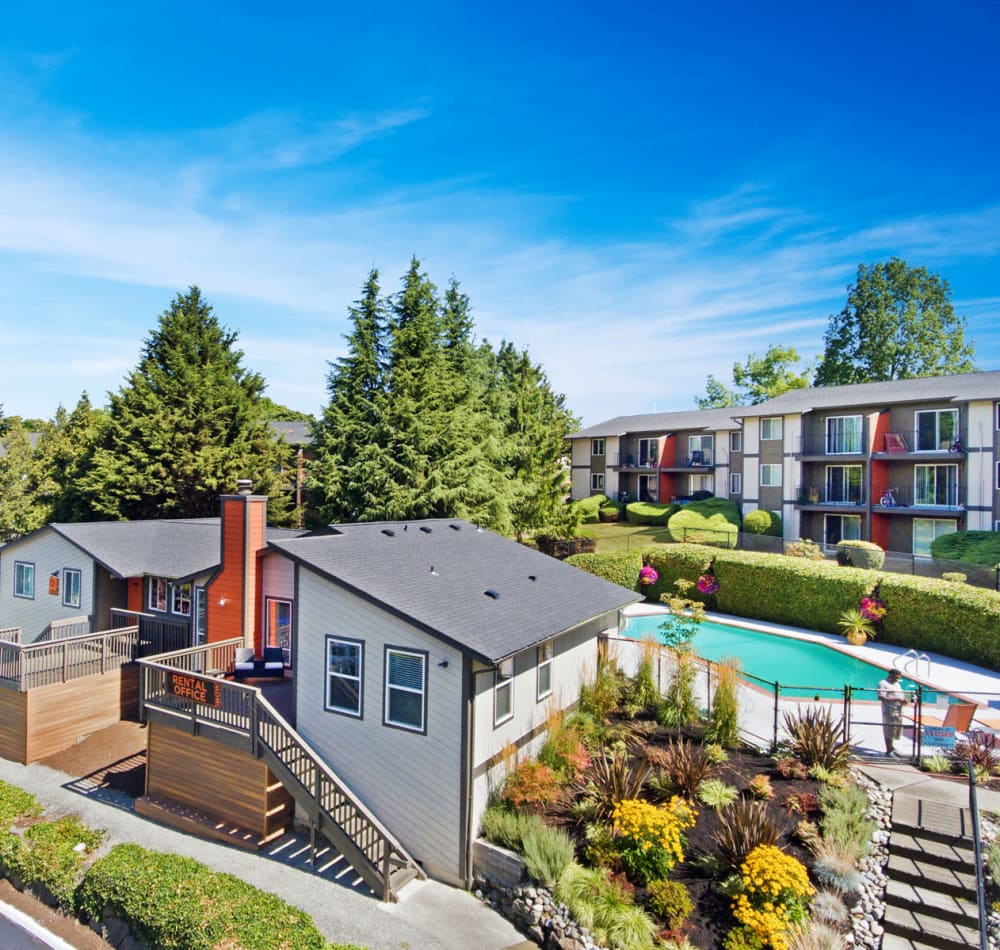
[206,481,267,649]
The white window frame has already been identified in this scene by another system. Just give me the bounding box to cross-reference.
[824,465,863,504]
[825,415,863,454]
[996,461,1000,491]
[914,464,959,508]
[171,582,192,617]
[148,577,168,612]
[194,588,208,646]
[266,597,293,666]
[591,438,605,457]
[915,408,959,452]
[688,434,714,464]
[62,568,82,609]
[13,561,34,600]
[729,472,742,495]
[912,519,958,559]
[637,438,659,467]
[384,647,427,733]
[761,417,782,441]
[730,430,742,453]
[326,636,363,718]
[689,473,714,494]
[537,642,553,701]
[760,463,782,487]
[494,658,514,725]
[824,514,861,547]
[638,473,658,501]
[996,404,1000,431]
[591,473,604,492]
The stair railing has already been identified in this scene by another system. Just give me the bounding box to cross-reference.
[968,758,989,950]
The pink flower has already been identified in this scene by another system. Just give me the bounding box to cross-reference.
[860,596,886,622]
[697,573,719,596]
[639,565,659,586]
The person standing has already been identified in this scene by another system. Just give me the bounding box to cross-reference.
[878,669,906,756]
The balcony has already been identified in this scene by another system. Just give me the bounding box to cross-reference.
[871,485,965,514]
[610,452,660,471]
[872,431,966,459]
[797,435,867,459]
[660,450,715,473]
[796,485,867,510]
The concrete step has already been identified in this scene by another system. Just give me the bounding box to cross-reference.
[892,798,974,839]
[886,853,978,896]
[889,830,976,870]
[882,904,982,950]
[885,879,979,928]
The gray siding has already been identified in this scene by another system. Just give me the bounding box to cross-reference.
[293,567,466,884]
[0,530,96,642]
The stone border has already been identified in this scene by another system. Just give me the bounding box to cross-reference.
[848,769,891,948]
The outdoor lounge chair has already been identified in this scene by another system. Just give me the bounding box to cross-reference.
[907,701,977,733]
[233,647,255,679]
[233,646,285,680]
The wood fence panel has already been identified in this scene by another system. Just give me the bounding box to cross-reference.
[0,688,27,763]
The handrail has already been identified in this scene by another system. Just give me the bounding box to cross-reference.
[893,649,931,680]
[0,627,21,644]
[968,759,989,950]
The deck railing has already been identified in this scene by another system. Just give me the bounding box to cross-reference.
[139,642,423,900]
[110,608,191,655]
[0,625,140,691]
[0,628,21,644]
[43,616,91,641]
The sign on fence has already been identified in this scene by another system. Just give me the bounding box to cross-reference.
[922,726,956,750]
[167,671,222,708]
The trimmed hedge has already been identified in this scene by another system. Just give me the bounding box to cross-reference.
[742,509,782,537]
[571,494,608,524]
[836,540,885,570]
[566,549,643,592]
[878,574,1000,669]
[625,502,677,526]
[642,544,714,604]
[667,499,740,549]
[930,530,1000,567]
[77,844,363,950]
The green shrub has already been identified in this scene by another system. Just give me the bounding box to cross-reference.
[521,824,576,887]
[698,779,739,810]
[644,544,714,603]
[836,540,885,569]
[600,501,625,523]
[667,499,740,549]
[572,494,609,524]
[705,659,741,748]
[819,784,874,855]
[646,878,693,929]
[0,817,102,912]
[77,844,338,950]
[554,863,657,950]
[626,502,677,525]
[941,572,967,584]
[658,649,700,728]
[722,926,765,950]
[930,530,1000,567]
[567,549,644,591]
[743,509,782,537]
[785,538,824,560]
[480,806,545,851]
[0,781,41,827]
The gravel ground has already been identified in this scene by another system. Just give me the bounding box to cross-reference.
[0,745,530,950]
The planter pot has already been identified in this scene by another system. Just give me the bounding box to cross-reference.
[845,630,868,646]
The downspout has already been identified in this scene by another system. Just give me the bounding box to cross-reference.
[463,664,499,889]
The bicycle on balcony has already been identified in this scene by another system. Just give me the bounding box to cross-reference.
[879,487,898,508]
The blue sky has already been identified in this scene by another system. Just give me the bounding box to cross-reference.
[1,1,998,426]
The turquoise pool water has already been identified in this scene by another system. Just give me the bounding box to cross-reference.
[622,614,930,698]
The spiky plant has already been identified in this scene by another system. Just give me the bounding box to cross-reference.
[653,738,716,799]
[783,706,852,772]
[809,838,864,894]
[712,799,780,870]
[579,749,651,821]
[698,778,739,811]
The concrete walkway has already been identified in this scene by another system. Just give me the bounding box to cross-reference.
[859,760,1000,816]
[0,756,532,950]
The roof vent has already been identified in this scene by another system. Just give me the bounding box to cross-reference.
[381,529,395,537]
[403,524,408,531]
[449,524,461,531]
[236,479,254,495]
[420,526,432,534]
[528,575,537,582]
[430,565,438,576]
[484,589,500,600]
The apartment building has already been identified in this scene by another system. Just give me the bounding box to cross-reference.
[569,371,1000,556]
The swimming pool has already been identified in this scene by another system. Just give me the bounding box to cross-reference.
[621,613,928,698]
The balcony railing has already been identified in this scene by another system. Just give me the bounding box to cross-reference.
[871,485,964,511]
[611,453,660,469]
[874,431,965,456]
[798,435,866,456]
[796,485,867,507]
[110,608,191,656]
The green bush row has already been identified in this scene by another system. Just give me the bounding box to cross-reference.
[570,494,608,524]
[836,540,885,569]
[0,780,362,950]
[667,498,740,548]
[742,509,782,537]
[568,543,1000,666]
[625,502,677,525]
[930,530,1000,567]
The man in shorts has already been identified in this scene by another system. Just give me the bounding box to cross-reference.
[878,669,906,756]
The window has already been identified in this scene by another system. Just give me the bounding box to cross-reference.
[761,418,782,441]
[824,514,861,546]
[267,598,292,665]
[760,464,782,487]
[996,461,1000,491]
[194,588,208,645]
[825,466,862,504]
[688,434,714,465]
[638,474,658,502]
[730,430,743,453]
[148,578,167,612]
[62,568,81,608]
[637,438,659,467]
[915,409,958,452]
[13,562,34,599]
[171,582,192,616]
[825,415,863,454]
[591,438,605,457]
[326,637,363,717]
[591,473,604,492]
[494,658,514,725]
[914,465,959,507]
[996,404,1000,431]
[384,648,427,732]
[537,642,553,701]
[913,519,957,558]
[689,474,714,494]
[730,472,742,495]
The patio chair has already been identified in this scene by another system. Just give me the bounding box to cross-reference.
[883,432,908,454]
[233,647,255,680]
[908,701,977,732]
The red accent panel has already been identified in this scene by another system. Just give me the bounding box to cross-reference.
[662,435,676,467]
[870,459,889,506]
[872,411,891,454]
[870,512,890,549]
[127,577,143,612]
[660,473,675,502]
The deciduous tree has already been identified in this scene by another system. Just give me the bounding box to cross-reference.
[696,345,811,407]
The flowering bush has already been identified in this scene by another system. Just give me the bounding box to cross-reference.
[502,760,561,813]
[639,564,659,587]
[731,845,813,950]
[697,573,719,596]
[860,596,887,623]
[612,797,696,884]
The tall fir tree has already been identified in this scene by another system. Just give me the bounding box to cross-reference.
[0,420,51,541]
[81,287,286,520]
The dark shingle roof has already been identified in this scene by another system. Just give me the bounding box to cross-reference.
[735,370,1000,417]
[269,420,312,445]
[269,520,642,665]
[571,406,740,440]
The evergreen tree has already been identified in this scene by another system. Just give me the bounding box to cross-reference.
[0,420,50,541]
[816,259,976,386]
[81,287,286,520]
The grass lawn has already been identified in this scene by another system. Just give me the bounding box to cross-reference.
[580,522,673,552]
